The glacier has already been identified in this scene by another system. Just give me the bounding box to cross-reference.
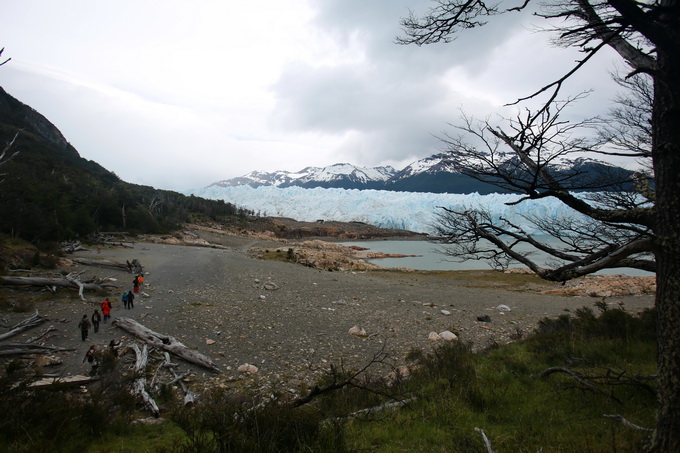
[187,185,584,234]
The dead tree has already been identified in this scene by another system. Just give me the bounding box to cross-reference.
[158,351,197,406]
[399,1,679,448]
[291,346,391,408]
[0,311,46,342]
[112,317,220,372]
[0,275,116,294]
[71,257,142,274]
[0,343,72,357]
[129,343,160,417]
[61,241,89,254]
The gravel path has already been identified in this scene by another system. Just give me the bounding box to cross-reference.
[3,238,655,391]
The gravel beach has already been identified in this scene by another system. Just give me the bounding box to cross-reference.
[2,235,655,391]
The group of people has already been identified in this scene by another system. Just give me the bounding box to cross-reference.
[82,339,122,376]
[77,272,146,371]
[77,273,145,340]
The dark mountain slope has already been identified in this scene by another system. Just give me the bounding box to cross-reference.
[0,87,247,243]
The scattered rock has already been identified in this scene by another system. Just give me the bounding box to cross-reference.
[348,326,368,338]
[439,330,458,342]
[477,315,492,322]
[237,363,259,374]
[428,331,442,341]
[206,339,216,345]
[429,331,458,342]
[263,282,279,291]
[496,304,511,312]
[440,309,451,316]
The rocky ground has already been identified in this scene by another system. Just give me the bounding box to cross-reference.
[0,225,656,399]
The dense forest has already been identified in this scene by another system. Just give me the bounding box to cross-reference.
[0,87,251,243]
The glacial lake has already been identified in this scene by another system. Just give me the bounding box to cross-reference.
[339,239,654,277]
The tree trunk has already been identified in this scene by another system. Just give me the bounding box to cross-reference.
[71,257,133,270]
[0,343,72,356]
[647,35,680,452]
[129,343,160,417]
[0,311,45,342]
[0,275,114,292]
[112,317,220,372]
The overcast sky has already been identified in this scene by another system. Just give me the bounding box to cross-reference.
[2,0,627,191]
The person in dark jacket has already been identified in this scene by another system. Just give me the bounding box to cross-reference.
[127,289,135,309]
[83,345,99,375]
[91,309,101,333]
[78,315,90,341]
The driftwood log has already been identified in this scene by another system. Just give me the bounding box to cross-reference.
[0,275,116,292]
[61,240,89,254]
[29,375,98,388]
[0,342,73,357]
[113,317,220,372]
[130,343,160,417]
[0,311,46,342]
[72,257,143,274]
[160,351,197,406]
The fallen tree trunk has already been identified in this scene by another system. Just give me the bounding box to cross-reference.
[0,311,46,342]
[113,317,220,372]
[161,352,197,406]
[61,241,89,254]
[130,343,160,417]
[72,257,134,271]
[29,374,98,388]
[24,325,57,344]
[0,343,73,356]
[0,275,115,292]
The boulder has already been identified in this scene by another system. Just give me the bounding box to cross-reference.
[439,330,458,342]
[348,326,368,337]
[237,363,259,374]
[428,331,442,341]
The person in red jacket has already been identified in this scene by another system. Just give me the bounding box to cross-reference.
[101,298,112,323]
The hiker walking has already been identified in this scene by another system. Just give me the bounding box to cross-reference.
[101,297,112,323]
[127,289,135,309]
[78,314,90,341]
[91,309,101,333]
[121,291,129,309]
[83,345,99,376]
[133,275,140,294]
[109,339,121,358]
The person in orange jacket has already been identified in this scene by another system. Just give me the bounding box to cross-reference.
[101,297,112,323]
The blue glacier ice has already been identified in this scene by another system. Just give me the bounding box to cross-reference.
[188,186,585,234]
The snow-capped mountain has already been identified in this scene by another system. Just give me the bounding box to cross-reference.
[209,153,635,195]
[209,155,484,193]
[211,163,397,190]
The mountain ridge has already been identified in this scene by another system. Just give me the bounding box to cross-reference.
[209,152,635,195]
[209,153,508,194]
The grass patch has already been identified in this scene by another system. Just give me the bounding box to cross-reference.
[340,304,657,452]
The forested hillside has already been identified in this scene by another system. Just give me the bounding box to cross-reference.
[0,87,250,243]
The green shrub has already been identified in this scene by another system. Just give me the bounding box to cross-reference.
[171,388,346,453]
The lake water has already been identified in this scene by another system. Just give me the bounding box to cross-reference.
[339,239,654,277]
